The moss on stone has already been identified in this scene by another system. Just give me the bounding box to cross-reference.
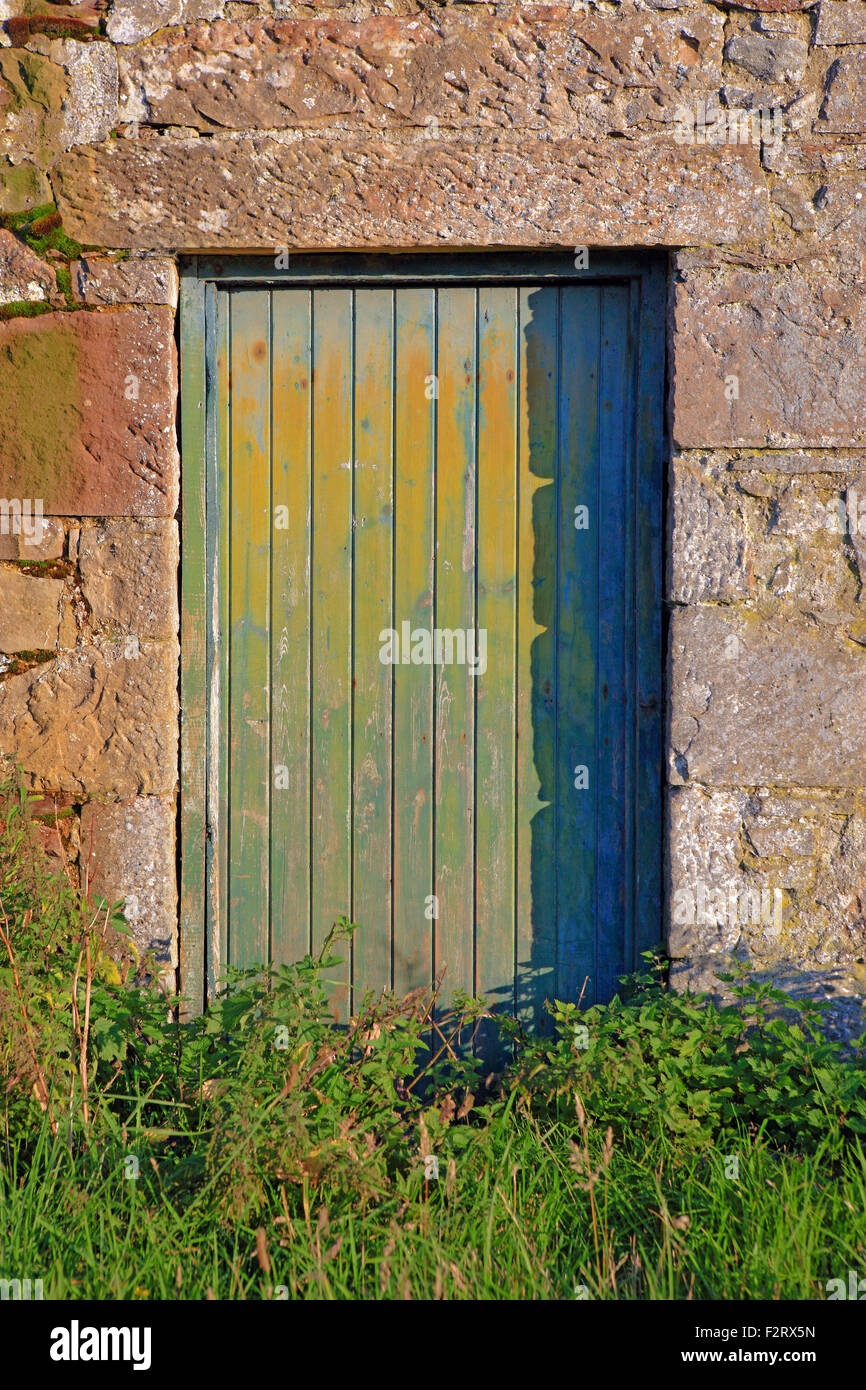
[54,263,74,309]
[7,205,84,262]
[16,558,73,580]
[0,204,84,314]
[0,315,80,486]
[26,210,61,239]
[0,166,52,219]
[0,649,55,680]
[1,202,55,232]
[0,300,53,321]
[5,17,102,43]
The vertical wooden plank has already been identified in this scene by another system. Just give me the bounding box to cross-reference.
[352,289,394,1004]
[595,285,631,1000]
[311,289,353,1016]
[556,285,601,1005]
[179,267,207,1017]
[633,266,666,963]
[433,288,476,1006]
[515,285,558,1030]
[475,287,518,1050]
[210,284,230,997]
[270,289,312,968]
[228,290,271,968]
[392,288,435,998]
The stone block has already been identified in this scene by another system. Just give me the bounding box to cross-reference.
[0,40,117,167]
[668,456,864,613]
[0,307,179,517]
[724,30,808,83]
[0,567,62,651]
[814,3,866,46]
[43,37,118,148]
[117,9,725,134]
[0,228,59,306]
[0,641,179,795]
[669,608,866,789]
[71,256,178,308]
[80,796,177,970]
[0,163,52,218]
[107,0,227,45]
[79,519,178,640]
[54,133,769,250]
[0,516,65,562]
[668,784,866,975]
[671,260,866,447]
[819,53,866,133]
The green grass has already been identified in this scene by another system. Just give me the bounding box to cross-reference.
[3,1108,864,1300]
[1,768,865,1300]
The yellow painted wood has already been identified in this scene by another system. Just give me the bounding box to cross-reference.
[433,287,476,1005]
[392,288,436,997]
[228,290,271,967]
[475,287,518,1039]
[270,289,312,966]
[212,285,231,991]
[352,289,394,1002]
[311,289,353,1019]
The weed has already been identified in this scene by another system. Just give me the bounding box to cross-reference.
[0,770,863,1299]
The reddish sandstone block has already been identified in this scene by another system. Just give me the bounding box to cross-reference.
[0,307,178,517]
[54,133,769,251]
[671,260,866,448]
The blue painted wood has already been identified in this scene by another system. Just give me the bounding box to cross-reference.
[182,252,665,1027]
[595,285,632,1003]
[556,285,601,1005]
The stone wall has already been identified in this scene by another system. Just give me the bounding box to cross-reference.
[0,0,864,1027]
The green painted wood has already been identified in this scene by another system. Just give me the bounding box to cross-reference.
[228,290,271,968]
[392,288,436,999]
[209,282,231,996]
[516,284,558,1030]
[178,268,207,1018]
[352,289,394,1004]
[433,287,476,1006]
[270,289,312,967]
[475,287,518,1051]
[556,285,601,1005]
[311,289,354,1019]
[185,253,666,1045]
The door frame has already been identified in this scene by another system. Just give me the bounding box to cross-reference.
[178,250,667,1017]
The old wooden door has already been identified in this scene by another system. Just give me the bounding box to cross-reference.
[180,253,665,1027]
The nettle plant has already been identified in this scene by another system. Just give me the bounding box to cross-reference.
[0,772,488,1211]
[2,760,864,1235]
[189,920,490,1222]
[0,773,168,1144]
[502,951,866,1156]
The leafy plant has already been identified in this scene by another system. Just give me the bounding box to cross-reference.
[1,771,864,1300]
[502,950,866,1156]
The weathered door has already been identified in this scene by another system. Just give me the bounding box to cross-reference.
[180,253,665,1028]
